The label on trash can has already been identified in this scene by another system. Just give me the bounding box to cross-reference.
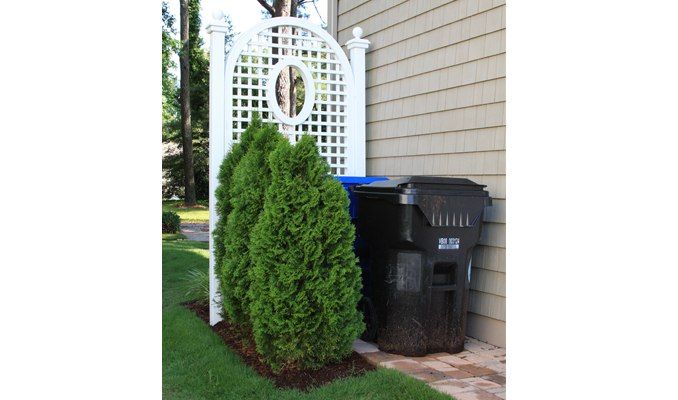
[438,237,460,250]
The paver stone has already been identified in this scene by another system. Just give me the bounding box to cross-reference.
[422,360,458,371]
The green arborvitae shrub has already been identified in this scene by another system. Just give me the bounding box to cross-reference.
[162,211,181,233]
[212,115,260,294]
[248,135,364,371]
[221,122,284,325]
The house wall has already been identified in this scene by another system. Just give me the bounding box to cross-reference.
[329,0,506,347]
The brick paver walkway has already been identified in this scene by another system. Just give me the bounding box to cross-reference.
[353,337,506,399]
[180,223,209,242]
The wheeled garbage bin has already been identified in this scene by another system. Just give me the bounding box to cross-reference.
[353,176,491,356]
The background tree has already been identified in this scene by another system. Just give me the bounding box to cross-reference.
[162,2,179,142]
[162,2,182,198]
[163,1,234,201]
[256,0,314,121]
[187,0,231,201]
[179,0,197,206]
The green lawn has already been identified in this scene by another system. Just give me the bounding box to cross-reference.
[163,233,187,241]
[162,238,450,400]
[163,200,209,223]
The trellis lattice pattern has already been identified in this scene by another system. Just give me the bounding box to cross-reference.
[208,16,368,325]
[230,24,351,175]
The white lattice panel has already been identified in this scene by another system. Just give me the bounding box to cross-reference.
[207,16,369,325]
[228,21,352,175]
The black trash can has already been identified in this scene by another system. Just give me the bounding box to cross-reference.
[353,176,491,356]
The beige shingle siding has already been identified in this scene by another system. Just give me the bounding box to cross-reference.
[336,0,506,347]
[338,0,371,15]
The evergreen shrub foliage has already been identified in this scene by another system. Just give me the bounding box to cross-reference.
[213,115,260,289]
[162,211,181,233]
[248,135,364,371]
[221,122,284,325]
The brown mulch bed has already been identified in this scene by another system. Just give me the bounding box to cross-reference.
[183,300,375,390]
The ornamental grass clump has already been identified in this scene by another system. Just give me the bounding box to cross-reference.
[221,122,285,325]
[248,135,364,371]
[213,115,260,298]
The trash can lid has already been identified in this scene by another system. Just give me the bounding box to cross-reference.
[354,176,492,227]
[354,176,488,197]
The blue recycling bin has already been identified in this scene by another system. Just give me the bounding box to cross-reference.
[335,176,388,341]
[336,176,388,221]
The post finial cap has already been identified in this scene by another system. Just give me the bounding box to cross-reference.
[212,9,224,21]
[352,26,363,39]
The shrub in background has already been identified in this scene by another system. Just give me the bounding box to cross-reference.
[221,122,284,325]
[162,211,181,233]
[248,135,364,371]
[213,115,260,290]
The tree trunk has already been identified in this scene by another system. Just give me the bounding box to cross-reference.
[180,0,197,206]
[288,0,298,119]
[273,0,292,126]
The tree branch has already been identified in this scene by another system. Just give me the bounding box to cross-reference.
[255,0,275,16]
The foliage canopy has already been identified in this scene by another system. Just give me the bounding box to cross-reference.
[162,0,234,199]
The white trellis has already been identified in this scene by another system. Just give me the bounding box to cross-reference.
[206,14,370,325]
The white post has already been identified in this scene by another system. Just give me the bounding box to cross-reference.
[346,27,369,177]
[206,10,228,326]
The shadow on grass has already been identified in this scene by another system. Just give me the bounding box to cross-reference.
[163,233,187,241]
[163,200,209,223]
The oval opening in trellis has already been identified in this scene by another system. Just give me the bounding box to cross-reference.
[274,66,307,118]
[265,57,316,127]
